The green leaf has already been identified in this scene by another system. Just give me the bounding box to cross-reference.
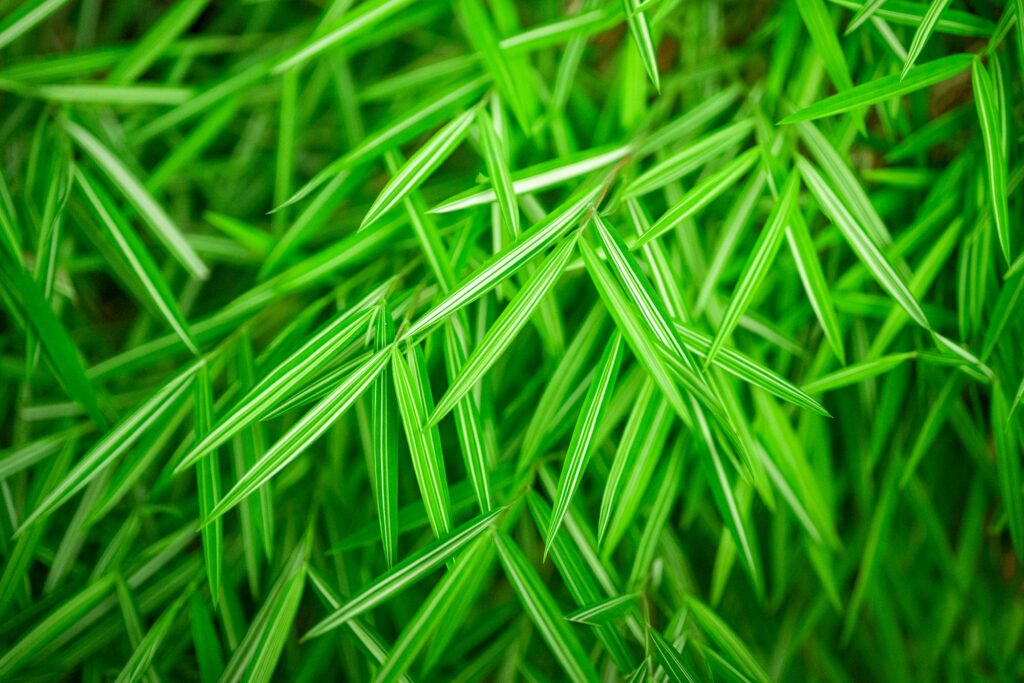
[0,0,70,51]
[107,0,212,84]
[565,592,639,626]
[194,363,222,604]
[598,380,672,552]
[546,331,624,554]
[361,108,476,230]
[407,179,600,339]
[374,536,495,683]
[274,0,420,74]
[113,588,192,683]
[673,321,828,416]
[0,574,115,678]
[901,0,953,79]
[802,352,916,394]
[795,119,892,247]
[218,542,307,683]
[476,105,520,237]
[795,0,854,91]
[993,382,1024,562]
[640,148,761,247]
[456,0,537,133]
[432,144,630,214]
[75,167,199,354]
[705,172,799,369]
[779,53,973,123]
[442,317,494,512]
[204,347,390,525]
[61,118,209,280]
[845,0,888,35]
[373,305,400,567]
[304,507,505,639]
[650,629,699,683]
[971,57,1011,263]
[527,488,638,674]
[176,304,375,472]
[622,0,660,90]
[493,530,601,683]
[284,76,488,209]
[429,231,579,426]
[393,343,452,540]
[798,157,929,330]
[0,254,106,427]
[788,212,846,364]
[685,597,770,683]
[623,119,755,198]
[19,362,201,531]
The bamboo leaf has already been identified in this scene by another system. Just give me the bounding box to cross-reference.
[274,0,420,74]
[566,592,639,626]
[705,172,799,369]
[373,305,399,567]
[432,145,630,214]
[393,343,452,539]
[650,629,699,683]
[795,0,854,91]
[622,0,660,90]
[798,157,930,330]
[61,118,209,280]
[407,180,599,339]
[623,119,755,198]
[361,108,476,230]
[20,362,201,530]
[204,347,390,525]
[779,53,973,124]
[456,0,537,133]
[972,57,1011,263]
[901,0,951,79]
[476,105,520,237]
[76,167,198,354]
[546,331,625,554]
[374,536,495,683]
[640,148,761,247]
[304,507,505,639]
[429,231,579,426]
[493,530,601,683]
[993,382,1024,561]
[176,304,375,472]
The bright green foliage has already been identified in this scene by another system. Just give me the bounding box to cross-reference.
[1,1,1023,681]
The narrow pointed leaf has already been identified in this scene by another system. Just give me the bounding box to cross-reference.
[20,362,200,530]
[61,118,209,280]
[429,232,579,426]
[622,0,660,90]
[779,53,973,123]
[76,167,198,353]
[361,108,476,230]
[972,57,1011,262]
[373,306,399,567]
[304,507,504,639]
[640,148,761,247]
[477,106,519,237]
[705,172,799,369]
[546,332,624,553]
[205,348,390,525]
[493,531,601,683]
[393,344,452,539]
[177,305,375,472]
[798,158,929,329]
[407,180,599,339]
[901,0,953,79]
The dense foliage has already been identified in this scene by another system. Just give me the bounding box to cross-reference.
[1,0,1022,680]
